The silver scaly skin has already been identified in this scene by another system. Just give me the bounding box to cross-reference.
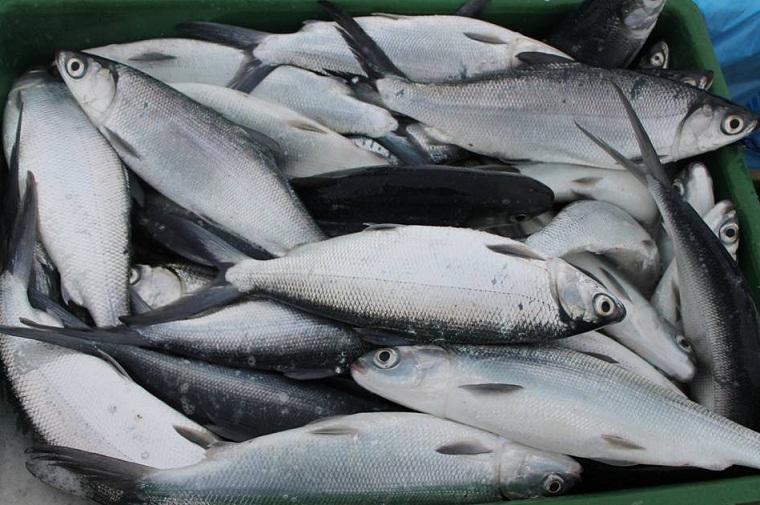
[249,65,398,138]
[651,200,739,328]
[353,345,760,470]
[55,51,323,257]
[565,252,695,382]
[16,73,130,326]
[226,225,625,344]
[253,15,569,83]
[548,0,666,68]
[172,83,388,178]
[86,38,249,86]
[372,65,759,169]
[130,263,215,309]
[526,200,660,295]
[553,331,682,394]
[30,413,583,504]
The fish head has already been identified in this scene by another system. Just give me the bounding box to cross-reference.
[620,0,666,36]
[676,97,760,157]
[673,162,714,217]
[499,444,582,499]
[130,265,185,309]
[639,314,696,382]
[55,51,118,124]
[705,200,740,260]
[350,346,451,415]
[549,259,627,331]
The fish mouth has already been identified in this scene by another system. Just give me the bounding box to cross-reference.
[350,361,366,375]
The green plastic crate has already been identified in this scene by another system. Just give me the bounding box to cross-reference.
[1,0,760,503]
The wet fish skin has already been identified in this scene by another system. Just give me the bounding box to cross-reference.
[55,51,323,257]
[526,200,660,295]
[352,345,760,470]
[130,263,215,309]
[173,82,389,178]
[404,123,467,164]
[513,162,658,227]
[651,200,739,328]
[29,412,583,503]
[86,38,250,86]
[554,331,682,394]
[249,65,398,137]
[547,0,666,68]
[16,73,130,326]
[224,225,625,344]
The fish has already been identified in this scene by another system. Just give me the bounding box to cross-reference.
[0,129,214,481]
[352,345,760,469]
[15,71,130,326]
[637,68,715,90]
[639,41,669,69]
[565,252,695,382]
[547,0,666,68]
[553,331,683,394]
[2,69,51,165]
[55,51,324,257]
[131,225,626,343]
[651,200,739,328]
[130,263,215,309]
[657,161,715,267]
[86,38,254,87]
[525,200,661,295]
[326,6,760,168]
[12,295,372,379]
[0,319,392,442]
[291,164,554,227]
[27,412,583,503]
[248,65,398,137]
[576,81,760,428]
[171,82,389,178]
[178,13,569,84]
[513,162,658,227]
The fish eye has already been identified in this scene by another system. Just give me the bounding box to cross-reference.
[672,180,685,195]
[593,294,616,317]
[373,348,399,369]
[129,268,141,285]
[722,115,745,135]
[543,475,565,495]
[720,223,739,244]
[650,53,664,67]
[675,335,692,352]
[510,213,528,223]
[66,57,87,79]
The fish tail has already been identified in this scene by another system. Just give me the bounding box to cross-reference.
[228,58,275,92]
[26,444,153,504]
[176,21,271,49]
[318,1,408,81]
[0,318,151,351]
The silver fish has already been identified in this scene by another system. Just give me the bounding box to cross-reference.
[353,345,760,469]
[525,200,660,295]
[130,263,215,309]
[216,225,625,344]
[0,169,212,478]
[249,65,398,137]
[657,161,715,267]
[86,38,250,86]
[329,14,759,169]
[55,51,323,257]
[29,412,583,503]
[172,82,388,178]
[513,162,658,226]
[547,0,666,68]
[651,200,739,328]
[565,252,695,382]
[554,331,683,394]
[15,72,130,326]
[181,15,569,83]
[577,83,760,428]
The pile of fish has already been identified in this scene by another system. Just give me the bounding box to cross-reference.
[2,0,760,503]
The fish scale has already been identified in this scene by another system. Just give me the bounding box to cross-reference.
[226,226,624,343]
[254,16,567,83]
[17,78,130,326]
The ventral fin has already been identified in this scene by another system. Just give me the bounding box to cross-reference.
[486,242,546,261]
[102,127,142,160]
[287,120,329,134]
[572,176,602,187]
[581,351,619,365]
[517,52,577,66]
[308,425,359,436]
[459,383,523,394]
[436,440,493,455]
[173,425,220,450]
[363,223,403,231]
[463,32,507,45]
[602,434,644,450]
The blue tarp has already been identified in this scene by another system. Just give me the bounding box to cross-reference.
[694,0,760,167]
